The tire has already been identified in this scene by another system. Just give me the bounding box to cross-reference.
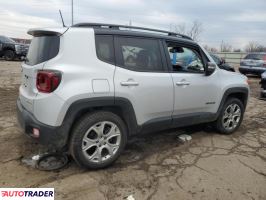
[214,98,244,134]
[4,50,15,61]
[69,111,127,169]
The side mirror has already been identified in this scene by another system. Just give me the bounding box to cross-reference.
[206,62,216,76]
[221,58,226,64]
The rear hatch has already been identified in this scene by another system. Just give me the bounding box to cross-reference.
[241,53,266,68]
[19,28,67,113]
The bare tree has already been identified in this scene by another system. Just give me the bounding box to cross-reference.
[170,20,203,42]
[220,40,232,52]
[245,41,259,52]
[203,45,218,53]
[186,21,203,42]
[245,41,266,52]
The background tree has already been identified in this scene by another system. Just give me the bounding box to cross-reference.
[203,45,218,53]
[170,20,203,42]
[220,40,232,52]
[245,41,266,52]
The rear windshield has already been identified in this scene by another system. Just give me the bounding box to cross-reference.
[25,36,60,66]
[244,54,265,60]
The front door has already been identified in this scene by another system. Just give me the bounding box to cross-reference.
[164,41,220,120]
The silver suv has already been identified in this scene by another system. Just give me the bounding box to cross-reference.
[17,23,249,169]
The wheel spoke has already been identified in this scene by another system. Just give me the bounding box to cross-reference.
[224,120,231,129]
[105,144,115,156]
[90,147,102,162]
[82,138,96,151]
[105,124,117,136]
[233,108,241,117]
[231,104,237,113]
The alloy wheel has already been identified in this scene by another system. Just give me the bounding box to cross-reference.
[82,121,121,163]
[222,103,241,131]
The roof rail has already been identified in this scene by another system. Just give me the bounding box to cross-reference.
[72,23,192,40]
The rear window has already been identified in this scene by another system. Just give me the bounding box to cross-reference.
[95,35,115,64]
[26,36,60,66]
[244,54,265,60]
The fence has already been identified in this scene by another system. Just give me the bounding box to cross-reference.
[212,52,247,66]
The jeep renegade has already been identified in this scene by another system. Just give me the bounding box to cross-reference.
[17,23,249,169]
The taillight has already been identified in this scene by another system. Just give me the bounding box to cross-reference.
[263,55,266,67]
[36,70,61,93]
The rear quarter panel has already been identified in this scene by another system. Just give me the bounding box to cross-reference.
[40,28,115,126]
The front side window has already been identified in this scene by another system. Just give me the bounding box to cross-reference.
[166,42,204,73]
[115,37,164,72]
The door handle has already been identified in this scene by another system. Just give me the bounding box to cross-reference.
[120,81,139,86]
[176,81,190,86]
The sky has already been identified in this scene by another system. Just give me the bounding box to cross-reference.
[0,0,265,49]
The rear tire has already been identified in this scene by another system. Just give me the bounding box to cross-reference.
[4,50,15,61]
[214,98,244,134]
[69,111,127,169]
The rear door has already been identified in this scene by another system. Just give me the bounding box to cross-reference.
[114,36,174,126]
[20,35,60,113]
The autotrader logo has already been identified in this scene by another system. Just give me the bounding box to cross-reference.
[0,188,54,200]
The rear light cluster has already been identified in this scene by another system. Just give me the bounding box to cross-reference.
[263,55,266,67]
[36,70,61,93]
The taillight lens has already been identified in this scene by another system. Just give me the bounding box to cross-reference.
[36,70,61,93]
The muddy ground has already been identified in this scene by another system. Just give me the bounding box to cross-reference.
[0,61,265,200]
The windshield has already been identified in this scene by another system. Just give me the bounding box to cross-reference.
[0,36,16,43]
[244,54,265,60]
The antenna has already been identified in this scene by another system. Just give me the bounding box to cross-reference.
[71,0,74,25]
[59,10,66,27]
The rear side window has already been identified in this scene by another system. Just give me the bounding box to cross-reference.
[26,36,59,66]
[95,35,115,64]
[115,37,164,72]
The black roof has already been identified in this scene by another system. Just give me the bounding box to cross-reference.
[72,23,197,46]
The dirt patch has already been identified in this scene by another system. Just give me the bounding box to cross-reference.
[0,61,265,200]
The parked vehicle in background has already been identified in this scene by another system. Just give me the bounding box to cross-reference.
[239,53,266,76]
[209,53,235,72]
[0,35,29,61]
[260,72,266,98]
[17,23,249,169]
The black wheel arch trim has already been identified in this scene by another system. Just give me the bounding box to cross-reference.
[215,87,249,120]
[60,97,139,148]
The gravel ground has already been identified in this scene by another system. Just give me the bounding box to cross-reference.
[0,61,265,200]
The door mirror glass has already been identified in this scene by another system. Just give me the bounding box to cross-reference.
[206,62,216,76]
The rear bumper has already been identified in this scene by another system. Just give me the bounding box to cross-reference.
[16,99,68,149]
[239,66,266,75]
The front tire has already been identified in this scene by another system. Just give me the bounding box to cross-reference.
[214,98,244,134]
[4,50,15,61]
[70,111,127,169]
